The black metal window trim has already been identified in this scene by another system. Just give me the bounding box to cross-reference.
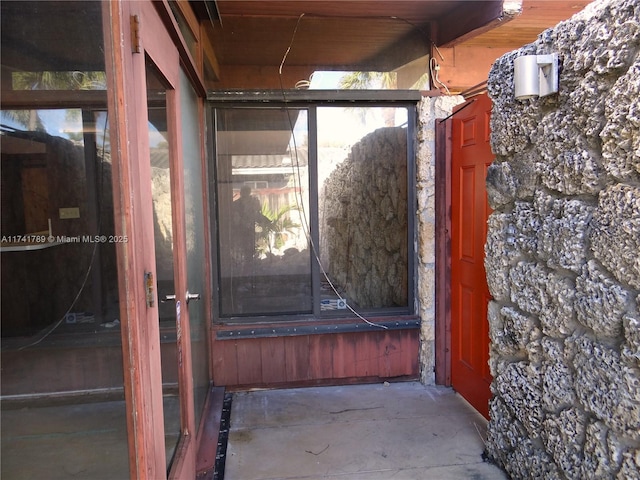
[207,94,418,325]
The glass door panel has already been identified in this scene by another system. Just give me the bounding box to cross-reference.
[0,105,130,480]
[0,1,129,477]
[144,58,181,468]
[179,67,209,429]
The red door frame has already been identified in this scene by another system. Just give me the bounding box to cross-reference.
[104,3,166,476]
[104,1,209,477]
[435,115,453,387]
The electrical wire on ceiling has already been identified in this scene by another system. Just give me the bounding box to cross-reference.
[278,13,390,330]
[390,15,452,95]
[282,13,450,94]
[430,57,451,95]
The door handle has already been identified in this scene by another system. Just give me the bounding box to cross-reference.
[161,293,200,303]
[186,292,201,304]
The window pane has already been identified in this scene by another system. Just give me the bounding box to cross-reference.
[169,1,198,61]
[144,58,181,469]
[0,107,129,476]
[180,67,209,434]
[318,107,409,311]
[1,2,128,477]
[215,108,312,316]
[309,70,428,90]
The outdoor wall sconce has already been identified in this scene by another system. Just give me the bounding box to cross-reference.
[514,53,559,100]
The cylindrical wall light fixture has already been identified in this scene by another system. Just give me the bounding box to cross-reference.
[514,53,559,101]
[514,55,540,99]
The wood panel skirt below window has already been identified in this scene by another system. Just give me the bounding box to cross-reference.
[211,320,420,389]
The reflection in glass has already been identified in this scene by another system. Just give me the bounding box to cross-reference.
[212,105,411,320]
[144,58,181,469]
[180,67,209,432]
[0,108,117,329]
[1,109,119,331]
[11,71,107,91]
[0,103,129,477]
[215,108,312,316]
[0,5,129,463]
[169,2,198,61]
[310,71,427,90]
[318,107,409,311]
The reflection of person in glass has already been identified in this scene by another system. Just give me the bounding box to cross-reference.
[232,185,268,263]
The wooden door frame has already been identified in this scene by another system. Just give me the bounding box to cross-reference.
[435,117,452,386]
[104,1,208,477]
[104,2,166,477]
[144,6,198,476]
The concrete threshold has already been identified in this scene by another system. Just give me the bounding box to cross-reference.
[223,382,509,480]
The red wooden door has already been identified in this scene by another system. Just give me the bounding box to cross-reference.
[451,93,493,418]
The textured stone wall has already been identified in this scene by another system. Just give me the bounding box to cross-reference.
[416,96,464,384]
[321,127,408,308]
[484,0,640,478]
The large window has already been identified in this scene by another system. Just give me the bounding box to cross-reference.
[212,103,415,322]
[0,1,129,477]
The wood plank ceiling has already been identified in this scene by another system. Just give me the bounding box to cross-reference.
[462,0,593,47]
[211,0,511,71]
[207,0,594,91]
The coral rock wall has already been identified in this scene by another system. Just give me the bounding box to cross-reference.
[484,0,640,478]
[415,95,464,384]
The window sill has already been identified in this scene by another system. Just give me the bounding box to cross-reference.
[214,316,420,340]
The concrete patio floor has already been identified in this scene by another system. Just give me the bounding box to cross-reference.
[224,382,509,480]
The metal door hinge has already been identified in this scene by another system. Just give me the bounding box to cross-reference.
[131,15,140,53]
[145,271,155,307]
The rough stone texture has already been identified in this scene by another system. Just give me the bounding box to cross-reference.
[601,59,640,182]
[623,306,640,366]
[541,337,576,411]
[321,127,408,309]
[416,96,464,384]
[575,260,633,338]
[618,449,640,480]
[581,420,617,478]
[485,0,640,478]
[570,336,640,441]
[541,407,587,479]
[486,397,564,480]
[509,261,577,338]
[485,212,520,301]
[488,303,540,363]
[591,184,640,290]
[534,191,595,273]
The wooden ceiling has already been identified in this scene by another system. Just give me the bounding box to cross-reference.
[210,0,594,75]
[461,0,594,47]
[211,0,512,71]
